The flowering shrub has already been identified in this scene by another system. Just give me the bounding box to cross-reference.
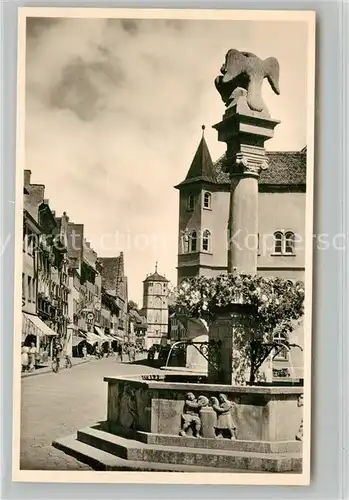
[175,272,305,384]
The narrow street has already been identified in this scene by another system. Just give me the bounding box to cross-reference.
[20,357,159,471]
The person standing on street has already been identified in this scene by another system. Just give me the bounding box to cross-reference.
[128,344,136,363]
[21,343,29,372]
[117,343,123,362]
[82,344,87,359]
[28,342,37,372]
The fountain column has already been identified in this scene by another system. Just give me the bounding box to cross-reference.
[208,50,280,385]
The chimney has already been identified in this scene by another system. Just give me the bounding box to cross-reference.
[24,170,31,186]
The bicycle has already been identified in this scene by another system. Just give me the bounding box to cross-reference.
[51,356,60,373]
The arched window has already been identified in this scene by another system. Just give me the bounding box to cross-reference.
[182,231,189,253]
[274,231,283,254]
[203,192,211,209]
[273,331,288,360]
[285,231,295,254]
[202,230,211,252]
[190,230,197,252]
[187,194,194,211]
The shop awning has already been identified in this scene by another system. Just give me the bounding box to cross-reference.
[72,332,86,347]
[22,313,57,338]
[80,330,103,345]
[110,332,124,342]
[94,326,110,341]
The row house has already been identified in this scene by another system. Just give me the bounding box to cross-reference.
[65,224,128,355]
[22,171,68,362]
[99,254,129,339]
[22,171,131,362]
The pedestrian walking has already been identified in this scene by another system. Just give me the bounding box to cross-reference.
[117,343,123,362]
[21,343,29,372]
[95,344,101,359]
[82,344,87,359]
[28,342,37,372]
[128,344,136,363]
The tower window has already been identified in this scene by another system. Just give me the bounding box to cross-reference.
[187,194,195,211]
[203,192,211,209]
[182,232,189,253]
[190,230,197,252]
[202,230,211,252]
[273,232,283,254]
[285,231,295,254]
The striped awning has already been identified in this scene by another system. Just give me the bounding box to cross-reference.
[22,313,57,338]
[94,326,110,341]
[79,330,102,345]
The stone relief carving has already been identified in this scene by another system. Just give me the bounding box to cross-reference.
[214,49,280,115]
[210,394,237,440]
[179,392,238,440]
[118,383,138,430]
[179,392,203,437]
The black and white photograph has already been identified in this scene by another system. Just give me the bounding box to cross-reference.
[13,8,315,485]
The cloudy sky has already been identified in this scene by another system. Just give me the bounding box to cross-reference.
[25,15,309,304]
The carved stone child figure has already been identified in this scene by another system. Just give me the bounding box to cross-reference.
[179,392,202,438]
[198,395,216,439]
[210,394,237,440]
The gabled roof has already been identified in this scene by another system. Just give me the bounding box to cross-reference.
[175,134,217,188]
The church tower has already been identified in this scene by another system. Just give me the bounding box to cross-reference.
[141,263,169,349]
[174,126,228,284]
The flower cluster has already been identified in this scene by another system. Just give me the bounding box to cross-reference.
[175,272,305,343]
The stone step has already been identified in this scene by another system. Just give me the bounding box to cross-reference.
[76,427,302,472]
[104,424,301,454]
[53,435,254,472]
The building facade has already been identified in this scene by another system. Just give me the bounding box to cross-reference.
[174,135,306,379]
[22,170,69,361]
[99,253,129,339]
[140,265,169,349]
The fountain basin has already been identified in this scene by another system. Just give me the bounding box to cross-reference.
[105,374,303,442]
[53,373,303,472]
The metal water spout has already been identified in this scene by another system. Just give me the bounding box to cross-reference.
[164,340,187,368]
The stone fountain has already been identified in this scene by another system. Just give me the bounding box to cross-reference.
[53,50,303,473]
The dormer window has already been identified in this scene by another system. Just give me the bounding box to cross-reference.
[203,192,211,209]
[187,194,195,211]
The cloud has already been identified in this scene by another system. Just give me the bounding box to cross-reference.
[25,17,309,303]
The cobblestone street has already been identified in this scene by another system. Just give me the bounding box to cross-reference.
[20,357,158,471]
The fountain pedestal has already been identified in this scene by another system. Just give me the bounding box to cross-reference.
[208,304,256,385]
[207,94,280,385]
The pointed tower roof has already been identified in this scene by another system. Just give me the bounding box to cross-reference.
[175,125,217,188]
[143,262,169,283]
